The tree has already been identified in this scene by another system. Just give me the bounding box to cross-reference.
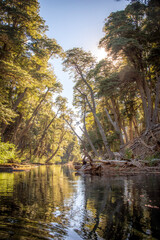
[99,1,160,130]
[63,48,114,159]
[0,0,79,163]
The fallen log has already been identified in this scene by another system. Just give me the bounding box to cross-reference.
[93,159,128,164]
[79,163,102,174]
[93,159,144,168]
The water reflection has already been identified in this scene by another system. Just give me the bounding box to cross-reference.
[0,165,160,239]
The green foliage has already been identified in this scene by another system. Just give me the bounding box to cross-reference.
[0,138,17,163]
[0,0,75,164]
[0,0,159,162]
[145,153,160,166]
[124,148,133,159]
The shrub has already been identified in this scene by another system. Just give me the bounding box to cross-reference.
[124,148,133,159]
[0,138,17,163]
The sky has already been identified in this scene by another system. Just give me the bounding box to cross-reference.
[39,0,127,108]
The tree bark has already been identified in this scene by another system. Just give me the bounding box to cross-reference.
[76,87,114,159]
[16,88,49,146]
[64,117,94,163]
[45,131,66,164]
[33,110,59,156]
[121,122,128,144]
[143,76,153,125]
[110,98,125,144]
[136,78,151,129]
[81,104,99,157]
[133,117,139,137]
[104,107,124,146]
[153,75,160,124]
[129,118,134,141]
[80,126,99,157]
[1,87,28,137]
[13,87,28,110]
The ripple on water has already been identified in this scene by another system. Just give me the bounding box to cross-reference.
[0,216,54,239]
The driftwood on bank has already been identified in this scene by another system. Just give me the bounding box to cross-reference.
[74,157,160,175]
[74,124,160,175]
[93,159,143,168]
[125,124,160,160]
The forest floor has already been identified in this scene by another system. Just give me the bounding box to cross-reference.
[124,124,160,160]
[101,162,160,176]
[74,124,160,176]
[74,161,160,176]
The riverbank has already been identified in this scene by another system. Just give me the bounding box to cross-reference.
[0,163,37,172]
[73,159,160,176]
[1,160,160,176]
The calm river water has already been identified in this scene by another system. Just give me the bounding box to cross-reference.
[0,165,160,240]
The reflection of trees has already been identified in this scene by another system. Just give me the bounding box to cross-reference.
[0,165,79,239]
[0,168,160,239]
[0,173,14,197]
[12,166,77,222]
[81,176,124,239]
[82,175,160,240]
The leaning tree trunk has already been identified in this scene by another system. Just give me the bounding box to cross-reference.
[104,107,124,146]
[13,87,28,110]
[16,88,49,146]
[33,110,58,156]
[81,105,99,157]
[75,84,114,159]
[1,87,28,138]
[64,118,94,164]
[45,131,66,164]
[93,112,114,159]
[80,125,99,157]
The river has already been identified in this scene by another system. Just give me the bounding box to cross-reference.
[0,165,160,240]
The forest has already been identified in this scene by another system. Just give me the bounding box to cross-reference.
[0,0,160,165]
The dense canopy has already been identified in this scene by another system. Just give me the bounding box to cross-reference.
[0,0,160,163]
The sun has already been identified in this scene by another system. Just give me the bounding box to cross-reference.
[93,48,107,61]
[92,48,121,67]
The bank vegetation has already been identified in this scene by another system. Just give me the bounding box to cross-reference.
[0,0,160,170]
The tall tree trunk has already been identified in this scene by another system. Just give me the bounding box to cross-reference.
[45,131,66,164]
[76,65,114,156]
[82,105,99,157]
[104,107,124,146]
[143,76,153,125]
[133,117,139,137]
[76,87,114,159]
[129,118,133,141]
[1,87,28,137]
[80,126,99,157]
[90,108,114,159]
[2,113,22,142]
[13,87,28,110]
[16,88,49,146]
[33,110,59,156]
[110,98,124,141]
[153,75,160,124]
[122,124,129,143]
[64,118,93,164]
[136,78,151,129]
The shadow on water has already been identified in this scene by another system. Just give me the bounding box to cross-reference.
[0,165,160,239]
